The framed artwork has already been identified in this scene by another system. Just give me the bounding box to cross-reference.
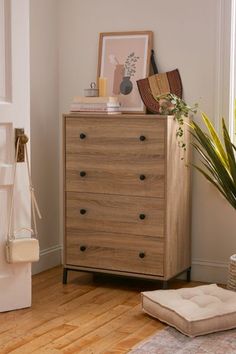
[97,31,153,113]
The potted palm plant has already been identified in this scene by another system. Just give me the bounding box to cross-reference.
[190,112,236,290]
[156,93,236,290]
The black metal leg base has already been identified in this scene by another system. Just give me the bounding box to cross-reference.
[162,280,168,289]
[62,267,191,287]
[187,267,191,282]
[63,267,68,284]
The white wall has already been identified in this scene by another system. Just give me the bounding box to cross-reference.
[30,0,236,283]
[30,0,61,273]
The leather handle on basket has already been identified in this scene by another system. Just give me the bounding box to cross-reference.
[150,49,158,74]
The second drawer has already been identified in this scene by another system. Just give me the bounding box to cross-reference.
[66,156,165,198]
[66,192,165,238]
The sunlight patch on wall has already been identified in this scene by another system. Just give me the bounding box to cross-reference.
[0,0,11,103]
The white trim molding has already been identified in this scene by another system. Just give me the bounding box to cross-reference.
[229,0,236,137]
[214,0,235,131]
[32,244,62,275]
[191,258,229,284]
[0,0,11,103]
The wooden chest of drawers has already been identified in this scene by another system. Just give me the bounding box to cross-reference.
[63,113,191,286]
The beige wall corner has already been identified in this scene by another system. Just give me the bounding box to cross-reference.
[30,0,60,273]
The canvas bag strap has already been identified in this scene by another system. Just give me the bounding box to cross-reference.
[7,137,42,241]
[7,138,20,241]
[25,141,42,238]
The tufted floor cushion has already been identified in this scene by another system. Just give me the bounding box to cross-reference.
[142,284,236,337]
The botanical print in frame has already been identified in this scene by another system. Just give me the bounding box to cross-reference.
[97,31,153,113]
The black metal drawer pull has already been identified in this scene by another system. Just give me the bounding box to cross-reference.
[139,135,146,141]
[80,246,86,252]
[80,209,87,215]
[139,174,146,181]
[80,133,86,139]
[139,213,146,220]
[80,171,86,177]
[139,252,145,259]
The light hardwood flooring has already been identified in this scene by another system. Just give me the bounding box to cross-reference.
[0,266,201,353]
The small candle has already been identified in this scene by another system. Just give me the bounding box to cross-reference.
[99,77,107,97]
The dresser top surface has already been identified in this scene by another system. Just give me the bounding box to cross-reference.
[63,113,172,120]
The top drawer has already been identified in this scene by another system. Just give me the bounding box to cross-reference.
[65,117,165,156]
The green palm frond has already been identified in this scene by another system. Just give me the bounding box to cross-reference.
[191,113,236,209]
[191,142,236,203]
[192,163,234,205]
[222,119,236,185]
[201,113,229,168]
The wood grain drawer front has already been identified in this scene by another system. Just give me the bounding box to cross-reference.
[65,117,165,156]
[66,156,164,198]
[66,230,164,276]
[66,192,165,237]
[65,117,165,197]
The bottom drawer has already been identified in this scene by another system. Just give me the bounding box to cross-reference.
[66,229,164,276]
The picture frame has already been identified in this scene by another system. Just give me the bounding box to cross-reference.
[97,31,153,113]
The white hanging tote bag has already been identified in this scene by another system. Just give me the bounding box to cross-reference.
[5,137,42,263]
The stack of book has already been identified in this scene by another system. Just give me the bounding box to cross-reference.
[70,96,121,114]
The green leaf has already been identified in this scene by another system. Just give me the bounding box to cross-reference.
[201,112,229,169]
[191,163,236,208]
[222,118,236,185]
[190,112,236,209]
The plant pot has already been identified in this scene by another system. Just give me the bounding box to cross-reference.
[120,76,133,95]
[227,254,236,291]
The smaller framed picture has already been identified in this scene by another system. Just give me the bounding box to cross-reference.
[97,31,153,113]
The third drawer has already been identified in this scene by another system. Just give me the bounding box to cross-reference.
[66,192,165,237]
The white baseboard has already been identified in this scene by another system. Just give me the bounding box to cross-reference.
[191,258,229,284]
[32,244,62,275]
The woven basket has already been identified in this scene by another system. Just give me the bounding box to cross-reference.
[227,254,236,291]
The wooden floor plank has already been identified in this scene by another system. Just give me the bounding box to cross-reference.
[8,324,77,354]
[106,321,164,353]
[54,304,158,353]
